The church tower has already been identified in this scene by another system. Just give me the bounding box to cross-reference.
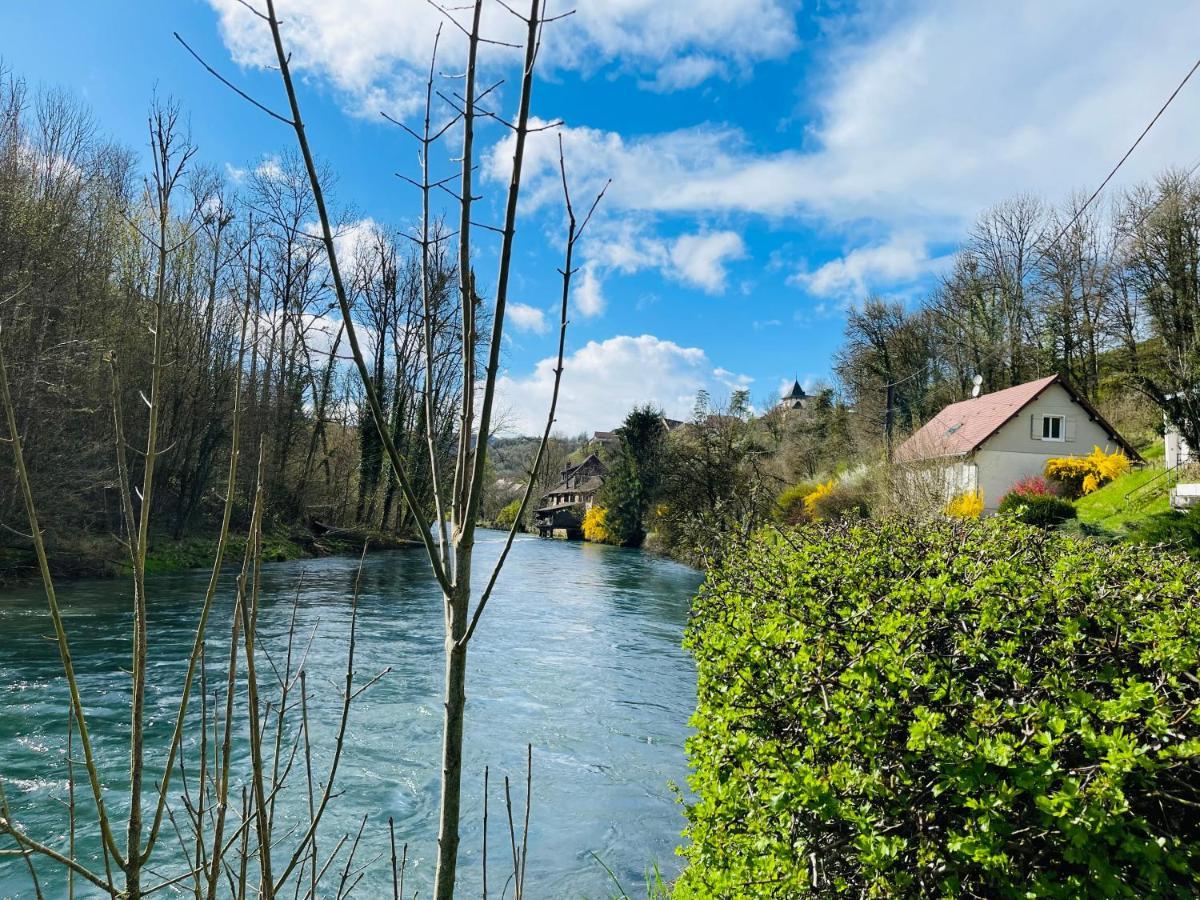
[777,379,810,411]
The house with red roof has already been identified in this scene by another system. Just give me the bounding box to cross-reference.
[893,374,1141,512]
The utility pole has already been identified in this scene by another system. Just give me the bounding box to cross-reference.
[884,381,895,462]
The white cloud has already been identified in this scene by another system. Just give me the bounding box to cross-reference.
[254,155,283,181]
[336,217,381,264]
[586,219,669,274]
[248,305,347,361]
[640,55,725,92]
[494,334,749,434]
[301,217,382,280]
[493,2,1200,233]
[543,218,746,301]
[574,263,605,317]
[299,311,346,359]
[209,0,1200,307]
[507,302,548,334]
[555,0,796,75]
[787,0,1200,226]
[205,0,797,116]
[713,366,754,392]
[486,120,754,217]
[790,232,931,299]
[669,231,746,293]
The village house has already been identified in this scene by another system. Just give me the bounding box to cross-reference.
[590,430,619,452]
[893,374,1142,513]
[535,417,686,538]
[534,452,606,539]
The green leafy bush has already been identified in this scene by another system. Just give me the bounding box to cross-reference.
[678,519,1200,898]
[493,498,522,530]
[997,492,1077,527]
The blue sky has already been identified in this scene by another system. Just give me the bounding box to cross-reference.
[4,1,1200,434]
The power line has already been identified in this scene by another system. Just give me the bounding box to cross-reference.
[1035,51,1200,269]
[1120,150,1200,237]
[879,48,1200,433]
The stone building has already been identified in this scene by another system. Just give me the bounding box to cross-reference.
[777,379,811,412]
[534,453,606,538]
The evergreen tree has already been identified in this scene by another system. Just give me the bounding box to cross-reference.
[597,405,667,546]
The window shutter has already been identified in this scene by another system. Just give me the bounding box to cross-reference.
[1065,417,1077,442]
[1031,414,1039,440]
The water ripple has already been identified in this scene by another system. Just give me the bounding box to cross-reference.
[0,531,701,898]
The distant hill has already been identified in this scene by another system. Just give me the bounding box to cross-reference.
[487,435,581,482]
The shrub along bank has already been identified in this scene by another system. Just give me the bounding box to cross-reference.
[678,519,1200,898]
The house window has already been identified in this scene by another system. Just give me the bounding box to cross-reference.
[1041,415,1064,441]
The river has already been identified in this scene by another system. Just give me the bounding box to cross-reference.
[0,530,703,898]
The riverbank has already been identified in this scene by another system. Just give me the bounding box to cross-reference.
[0,524,423,585]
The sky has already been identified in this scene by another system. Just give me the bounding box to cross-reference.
[3,1,1200,435]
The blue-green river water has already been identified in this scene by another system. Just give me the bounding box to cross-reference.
[0,531,703,898]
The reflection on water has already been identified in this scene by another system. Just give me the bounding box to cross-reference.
[0,531,702,897]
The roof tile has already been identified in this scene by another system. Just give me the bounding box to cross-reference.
[893,375,1059,462]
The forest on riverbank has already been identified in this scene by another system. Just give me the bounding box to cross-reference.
[0,66,479,579]
[7,45,1200,579]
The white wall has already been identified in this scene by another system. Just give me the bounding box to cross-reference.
[972,450,1049,511]
[1166,421,1193,470]
[981,383,1119,455]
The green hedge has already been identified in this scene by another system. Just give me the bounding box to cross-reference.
[997,492,1077,527]
[678,519,1200,898]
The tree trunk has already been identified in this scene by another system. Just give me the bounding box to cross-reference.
[434,579,470,899]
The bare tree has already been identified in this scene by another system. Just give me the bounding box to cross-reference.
[1119,170,1200,450]
[181,1,606,895]
[1033,193,1114,399]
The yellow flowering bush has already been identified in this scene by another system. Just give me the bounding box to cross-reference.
[802,480,837,521]
[1045,447,1131,497]
[774,483,816,524]
[646,502,670,535]
[946,489,984,519]
[582,505,614,543]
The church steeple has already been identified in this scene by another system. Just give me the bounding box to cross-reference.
[777,378,810,412]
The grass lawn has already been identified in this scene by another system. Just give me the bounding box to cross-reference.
[1075,465,1170,532]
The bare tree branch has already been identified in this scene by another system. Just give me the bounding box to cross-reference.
[174,33,294,126]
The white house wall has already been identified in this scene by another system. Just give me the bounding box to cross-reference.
[945,460,977,495]
[971,450,1048,511]
[895,459,976,512]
